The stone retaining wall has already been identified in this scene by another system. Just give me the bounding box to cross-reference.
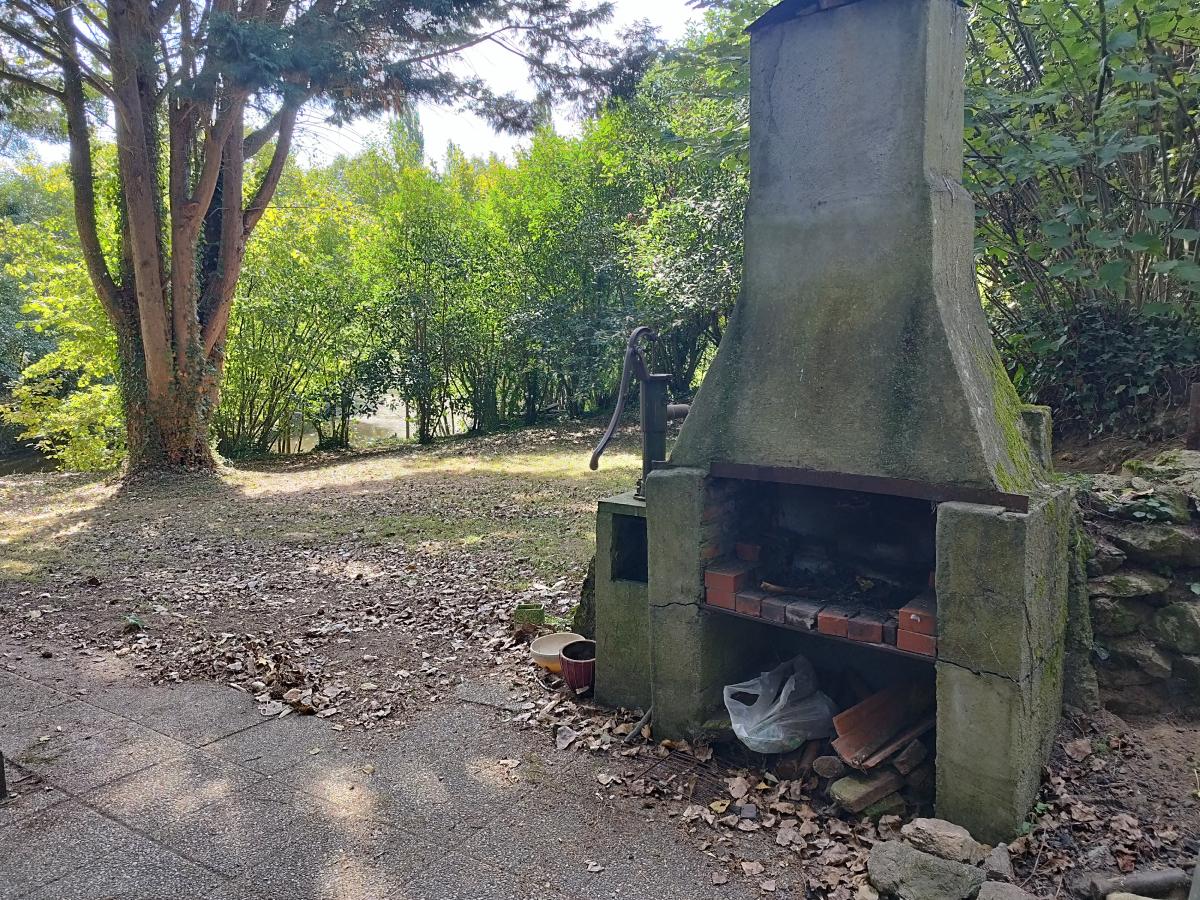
[1077,450,1200,715]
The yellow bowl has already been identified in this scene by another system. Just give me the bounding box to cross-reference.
[531,632,584,674]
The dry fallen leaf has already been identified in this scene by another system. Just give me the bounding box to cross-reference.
[1064,738,1093,762]
[760,879,777,893]
[711,872,730,886]
[727,776,751,800]
[555,725,578,751]
[741,861,766,876]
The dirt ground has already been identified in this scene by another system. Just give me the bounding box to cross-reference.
[1,425,1196,897]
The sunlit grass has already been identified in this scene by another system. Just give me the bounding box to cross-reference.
[0,429,643,587]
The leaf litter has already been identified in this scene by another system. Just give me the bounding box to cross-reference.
[0,426,1195,896]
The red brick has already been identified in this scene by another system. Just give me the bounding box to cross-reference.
[735,542,762,563]
[898,593,937,636]
[701,500,733,524]
[701,541,724,561]
[704,562,752,594]
[735,589,765,617]
[847,613,884,644]
[706,587,735,610]
[817,607,851,638]
[896,629,937,657]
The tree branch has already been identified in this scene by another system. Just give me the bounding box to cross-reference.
[200,103,246,357]
[0,67,63,97]
[242,103,297,235]
[184,89,247,234]
[51,1,120,320]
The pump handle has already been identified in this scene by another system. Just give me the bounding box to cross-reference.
[589,327,657,471]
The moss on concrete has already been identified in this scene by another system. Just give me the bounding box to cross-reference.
[987,351,1040,494]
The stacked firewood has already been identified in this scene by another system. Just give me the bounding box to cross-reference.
[777,681,936,818]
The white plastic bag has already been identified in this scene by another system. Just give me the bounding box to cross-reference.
[723,654,837,754]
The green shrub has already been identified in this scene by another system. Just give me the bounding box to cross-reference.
[997,302,1200,437]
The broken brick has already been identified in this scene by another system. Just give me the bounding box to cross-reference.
[892,739,929,776]
[784,598,823,630]
[735,589,766,617]
[735,542,762,563]
[847,612,885,644]
[897,629,937,657]
[829,770,904,814]
[704,562,753,595]
[882,617,898,645]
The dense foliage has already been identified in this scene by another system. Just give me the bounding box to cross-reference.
[966,0,1200,436]
[4,0,1200,469]
[0,0,636,472]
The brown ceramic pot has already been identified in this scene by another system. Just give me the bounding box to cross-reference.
[559,639,596,691]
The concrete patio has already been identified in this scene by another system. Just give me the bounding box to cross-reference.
[0,648,756,900]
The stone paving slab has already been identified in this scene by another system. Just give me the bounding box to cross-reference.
[0,674,765,900]
[2,700,192,795]
[86,680,262,746]
[458,794,641,895]
[0,671,71,719]
[0,771,68,827]
[399,853,588,900]
[20,837,228,900]
[202,710,341,774]
[82,748,265,828]
[0,801,144,899]
[211,830,449,900]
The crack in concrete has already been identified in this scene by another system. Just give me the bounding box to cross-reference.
[649,600,699,610]
[936,654,1021,684]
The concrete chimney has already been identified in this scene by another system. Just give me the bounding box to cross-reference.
[670,0,1040,494]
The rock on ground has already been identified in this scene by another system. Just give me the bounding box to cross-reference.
[900,817,986,865]
[1102,522,1200,568]
[977,883,1039,900]
[982,845,1015,882]
[867,840,984,900]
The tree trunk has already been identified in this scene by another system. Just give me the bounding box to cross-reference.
[115,316,217,470]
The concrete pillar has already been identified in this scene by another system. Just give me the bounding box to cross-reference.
[934,489,1072,843]
[593,492,652,711]
[644,468,768,739]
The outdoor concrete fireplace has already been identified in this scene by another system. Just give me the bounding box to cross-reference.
[592,0,1073,843]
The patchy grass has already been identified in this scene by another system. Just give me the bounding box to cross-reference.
[0,424,638,585]
[0,425,640,585]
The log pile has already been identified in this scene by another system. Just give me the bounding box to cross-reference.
[820,682,936,816]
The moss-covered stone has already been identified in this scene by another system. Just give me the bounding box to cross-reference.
[1085,534,1126,576]
[1087,570,1170,599]
[1101,522,1200,567]
[1123,449,1200,480]
[1063,511,1099,711]
[1175,655,1200,694]
[1089,483,1192,525]
[1090,595,1153,637]
[1150,602,1200,655]
[1107,635,1173,680]
[988,352,1040,494]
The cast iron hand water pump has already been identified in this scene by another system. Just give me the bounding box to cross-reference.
[590,327,690,497]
